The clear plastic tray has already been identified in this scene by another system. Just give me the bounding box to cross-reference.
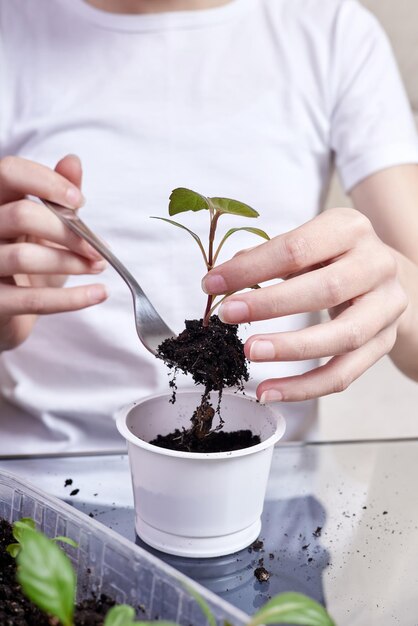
[0,470,248,625]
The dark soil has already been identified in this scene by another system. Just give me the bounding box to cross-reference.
[151,427,260,453]
[157,315,249,393]
[254,566,270,582]
[0,519,115,626]
[156,315,257,451]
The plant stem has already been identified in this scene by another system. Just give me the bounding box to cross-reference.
[203,294,214,327]
[203,211,221,327]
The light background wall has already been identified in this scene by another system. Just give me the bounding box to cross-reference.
[319,0,418,440]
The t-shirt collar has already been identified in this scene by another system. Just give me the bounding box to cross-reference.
[64,0,255,32]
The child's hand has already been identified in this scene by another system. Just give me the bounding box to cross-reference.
[202,207,408,402]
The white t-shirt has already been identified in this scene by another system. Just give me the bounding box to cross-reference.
[0,0,417,454]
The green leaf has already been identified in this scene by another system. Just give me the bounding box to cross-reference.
[169,188,210,216]
[184,584,217,626]
[53,536,79,549]
[132,622,178,626]
[248,592,335,626]
[19,517,37,529]
[17,529,76,626]
[151,217,209,266]
[6,543,21,558]
[222,227,269,242]
[12,518,37,543]
[209,197,259,218]
[104,604,178,626]
[213,227,269,265]
[104,605,136,626]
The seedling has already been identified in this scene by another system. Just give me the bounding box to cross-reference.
[7,517,335,626]
[7,519,178,626]
[152,187,270,327]
[6,516,78,558]
[152,188,270,442]
[11,519,77,626]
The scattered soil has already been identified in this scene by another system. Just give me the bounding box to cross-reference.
[64,478,73,487]
[254,566,270,582]
[155,315,257,452]
[0,519,115,626]
[249,538,272,582]
[74,596,116,626]
[70,488,80,496]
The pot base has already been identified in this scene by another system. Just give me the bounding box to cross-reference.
[136,516,261,558]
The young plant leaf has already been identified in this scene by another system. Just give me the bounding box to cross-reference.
[151,217,209,266]
[17,528,76,626]
[169,188,210,216]
[12,518,37,542]
[209,197,259,218]
[247,592,335,626]
[6,543,20,558]
[53,536,79,549]
[213,226,269,264]
[104,605,140,626]
[133,623,179,626]
[7,518,37,558]
[104,604,178,626]
[183,583,217,626]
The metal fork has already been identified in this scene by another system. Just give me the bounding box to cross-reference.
[40,198,176,355]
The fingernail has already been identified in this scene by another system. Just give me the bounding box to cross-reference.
[88,285,108,303]
[90,260,107,273]
[218,300,249,323]
[250,340,276,361]
[260,390,283,404]
[66,187,85,208]
[202,273,227,294]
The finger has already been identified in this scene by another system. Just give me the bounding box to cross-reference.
[0,199,102,261]
[218,251,396,324]
[217,251,397,324]
[0,242,106,277]
[0,283,108,316]
[202,208,373,295]
[0,156,84,208]
[256,324,397,402]
[246,282,407,361]
[54,154,83,190]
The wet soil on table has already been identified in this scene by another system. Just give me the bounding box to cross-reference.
[0,519,115,626]
[156,315,260,452]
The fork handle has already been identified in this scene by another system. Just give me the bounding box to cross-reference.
[40,199,143,296]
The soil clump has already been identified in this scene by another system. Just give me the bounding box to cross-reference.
[156,315,257,452]
[157,316,249,392]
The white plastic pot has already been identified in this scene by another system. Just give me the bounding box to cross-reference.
[116,390,285,558]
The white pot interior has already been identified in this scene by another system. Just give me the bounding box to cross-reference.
[124,390,283,447]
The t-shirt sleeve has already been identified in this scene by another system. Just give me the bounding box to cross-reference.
[330,1,418,193]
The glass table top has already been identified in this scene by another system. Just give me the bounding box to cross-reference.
[1,437,417,626]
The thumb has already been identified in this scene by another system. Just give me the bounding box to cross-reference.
[54,154,83,191]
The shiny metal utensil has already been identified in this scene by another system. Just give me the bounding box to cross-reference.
[40,198,176,355]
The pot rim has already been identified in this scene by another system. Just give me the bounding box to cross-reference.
[116,390,286,460]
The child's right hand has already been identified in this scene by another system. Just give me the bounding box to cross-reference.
[0,154,108,352]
